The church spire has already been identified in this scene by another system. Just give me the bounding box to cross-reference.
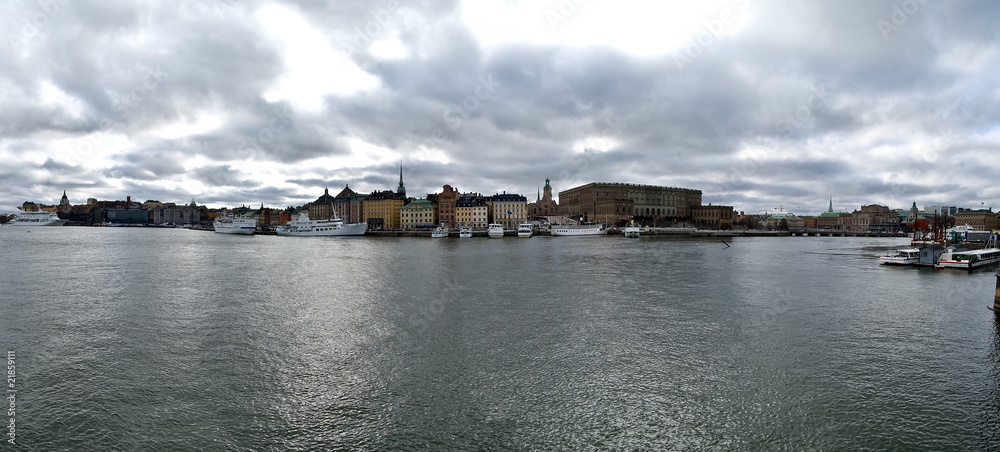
[828,196,833,213]
[396,162,406,197]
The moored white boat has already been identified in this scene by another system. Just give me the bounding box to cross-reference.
[431,226,449,238]
[213,216,256,235]
[488,223,504,238]
[517,223,533,238]
[551,223,606,236]
[624,220,640,238]
[6,211,67,226]
[879,248,920,265]
[936,237,1000,269]
[276,213,367,237]
[459,227,472,238]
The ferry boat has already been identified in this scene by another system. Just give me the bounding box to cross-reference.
[624,220,640,238]
[213,216,256,235]
[459,227,472,238]
[431,226,449,238]
[936,244,1000,269]
[488,223,504,238]
[879,248,920,265]
[517,223,533,238]
[5,211,68,226]
[276,213,367,237]
[551,223,606,237]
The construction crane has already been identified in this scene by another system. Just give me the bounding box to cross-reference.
[772,204,799,214]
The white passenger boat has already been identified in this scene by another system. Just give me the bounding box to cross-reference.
[517,223,533,238]
[551,223,606,236]
[6,211,67,226]
[879,248,920,265]
[213,216,256,235]
[276,213,367,237]
[624,220,640,238]
[488,223,504,238]
[431,226,449,238]
[936,238,1000,269]
[459,227,472,238]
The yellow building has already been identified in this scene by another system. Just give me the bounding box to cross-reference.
[491,193,527,230]
[691,204,735,229]
[456,194,489,228]
[363,190,405,230]
[400,199,437,230]
[559,182,702,220]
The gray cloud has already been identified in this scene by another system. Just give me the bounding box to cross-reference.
[2,0,1000,215]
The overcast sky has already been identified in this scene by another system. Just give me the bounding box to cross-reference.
[2,0,998,215]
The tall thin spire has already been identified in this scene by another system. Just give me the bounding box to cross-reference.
[828,196,833,213]
[396,162,406,197]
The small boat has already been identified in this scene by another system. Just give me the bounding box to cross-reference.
[488,223,504,238]
[431,226,449,238]
[551,223,606,237]
[517,223,533,238]
[624,220,640,238]
[213,216,256,235]
[879,248,920,265]
[276,213,367,237]
[6,211,67,226]
[459,227,472,238]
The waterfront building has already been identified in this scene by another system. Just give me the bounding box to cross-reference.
[333,185,357,223]
[954,209,996,231]
[363,190,405,230]
[350,194,368,225]
[58,190,70,215]
[817,198,849,230]
[691,204,735,229]
[106,208,150,225]
[527,178,559,218]
[437,185,460,229]
[152,200,205,225]
[456,193,489,229]
[558,182,702,221]
[491,193,527,230]
[400,198,437,230]
[308,188,337,221]
[924,205,959,217]
[849,204,898,233]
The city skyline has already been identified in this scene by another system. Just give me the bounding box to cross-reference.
[2,1,999,215]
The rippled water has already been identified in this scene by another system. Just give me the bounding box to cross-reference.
[1,227,998,450]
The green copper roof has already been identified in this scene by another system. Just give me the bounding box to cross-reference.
[402,199,434,210]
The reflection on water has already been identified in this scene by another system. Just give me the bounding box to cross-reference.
[1,228,999,449]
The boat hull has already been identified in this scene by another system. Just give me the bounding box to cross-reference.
[214,226,256,235]
[276,223,367,237]
[6,219,68,226]
[879,257,918,265]
[935,249,1000,269]
[214,220,256,235]
[551,226,606,236]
